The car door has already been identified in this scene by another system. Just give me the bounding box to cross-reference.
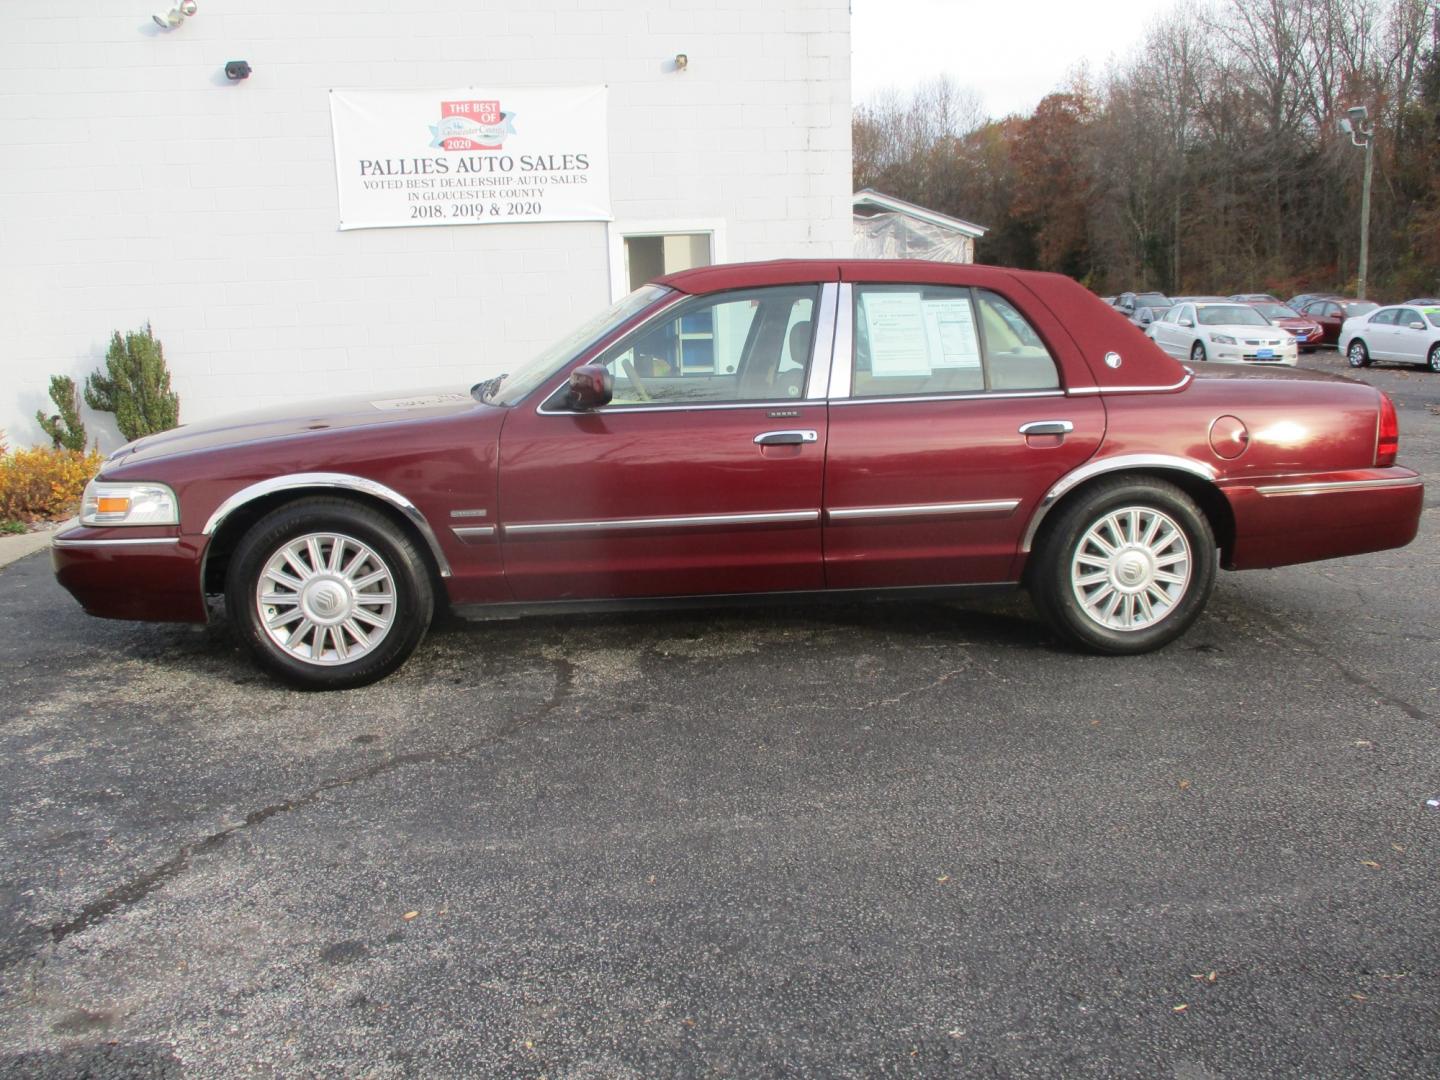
[1391,308,1428,362]
[1306,301,1341,343]
[821,282,1105,587]
[1362,308,1399,359]
[496,282,835,602]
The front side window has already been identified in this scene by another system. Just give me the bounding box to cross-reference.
[590,285,818,407]
[852,285,1060,398]
[1397,308,1423,328]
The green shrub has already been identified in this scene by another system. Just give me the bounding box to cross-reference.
[36,375,88,451]
[85,322,180,442]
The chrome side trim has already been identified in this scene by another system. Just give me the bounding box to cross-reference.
[52,536,182,548]
[504,510,819,536]
[202,472,453,577]
[830,390,1065,407]
[829,283,855,399]
[827,499,1020,521]
[451,526,497,542]
[538,398,816,416]
[1066,371,1193,396]
[803,282,839,400]
[1256,477,1424,497]
[450,509,488,519]
[1019,454,1219,553]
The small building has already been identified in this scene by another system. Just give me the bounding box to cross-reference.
[852,189,987,263]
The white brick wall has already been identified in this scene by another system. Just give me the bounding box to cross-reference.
[0,0,851,448]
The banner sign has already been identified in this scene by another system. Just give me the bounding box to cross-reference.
[328,86,610,231]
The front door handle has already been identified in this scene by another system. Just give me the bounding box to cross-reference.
[1018,420,1074,436]
[754,429,819,446]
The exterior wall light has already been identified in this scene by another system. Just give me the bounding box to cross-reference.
[224,60,252,81]
[674,53,688,71]
[152,1,197,29]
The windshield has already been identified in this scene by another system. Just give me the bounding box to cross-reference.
[1254,303,1299,319]
[1427,311,1440,328]
[1136,292,1170,306]
[1197,304,1268,326]
[489,285,672,406]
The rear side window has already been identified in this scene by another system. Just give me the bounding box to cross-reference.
[1369,309,1397,326]
[851,285,1060,398]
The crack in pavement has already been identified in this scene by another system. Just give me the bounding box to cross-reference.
[1253,611,1432,726]
[44,656,575,948]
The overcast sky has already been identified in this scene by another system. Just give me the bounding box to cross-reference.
[852,0,1178,119]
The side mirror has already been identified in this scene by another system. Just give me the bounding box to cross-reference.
[1180,318,1194,328]
[1410,321,1426,330]
[565,364,613,410]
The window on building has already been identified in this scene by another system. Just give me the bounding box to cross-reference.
[624,233,713,291]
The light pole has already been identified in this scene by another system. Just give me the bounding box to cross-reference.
[1340,105,1375,300]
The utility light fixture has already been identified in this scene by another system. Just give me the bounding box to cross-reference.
[152,0,197,29]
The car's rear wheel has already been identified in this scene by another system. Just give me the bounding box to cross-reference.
[1029,477,1216,655]
[1347,340,1371,367]
[1190,341,1207,363]
[225,498,434,689]
[1427,344,1440,373]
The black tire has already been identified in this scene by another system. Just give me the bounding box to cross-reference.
[1190,341,1207,363]
[1028,477,1217,655]
[1427,344,1440,373]
[225,497,434,689]
[1347,339,1370,368]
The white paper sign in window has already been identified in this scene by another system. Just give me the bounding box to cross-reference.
[922,298,981,368]
[862,292,931,376]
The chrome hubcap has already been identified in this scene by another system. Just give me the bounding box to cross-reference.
[1071,506,1191,632]
[256,532,396,666]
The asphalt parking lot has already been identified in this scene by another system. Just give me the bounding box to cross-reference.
[2,348,1439,1078]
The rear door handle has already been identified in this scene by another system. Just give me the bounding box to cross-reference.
[754,429,819,446]
[1018,420,1074,436]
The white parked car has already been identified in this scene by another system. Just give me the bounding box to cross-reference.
[1340,304,1440,371]
[1146,301,1298,366]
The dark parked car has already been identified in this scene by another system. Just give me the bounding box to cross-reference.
[1287,292,1341,312]
[1299,298,1380,345]
[1114,291,1172,324]
[1249,301,1325,353]
[54,261,1422,688]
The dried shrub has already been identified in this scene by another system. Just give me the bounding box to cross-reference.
[0,446,105,523]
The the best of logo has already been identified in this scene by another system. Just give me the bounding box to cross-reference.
[429,100,516,151]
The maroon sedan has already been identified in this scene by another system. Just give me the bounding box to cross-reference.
[1249,301,1325,352]
[54,261,1422,688]
[1300,298,1380,346]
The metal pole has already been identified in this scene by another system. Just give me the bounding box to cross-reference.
[1358,129,1373,300]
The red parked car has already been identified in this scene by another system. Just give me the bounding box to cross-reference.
[54,261,1422,688]
[1248,301,1325,352]
[1299,298,1380,346]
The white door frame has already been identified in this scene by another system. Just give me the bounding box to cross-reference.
[606,219,728,302]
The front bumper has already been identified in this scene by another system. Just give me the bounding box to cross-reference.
[1221,468,1423,570]
[51,526,208,622]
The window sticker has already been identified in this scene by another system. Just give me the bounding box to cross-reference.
[922,298,981,368]
[862,292,932,376]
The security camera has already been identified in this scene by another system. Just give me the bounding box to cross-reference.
[1338,117,1353,134]
[179,0,198,14]
[224,60,252,81]
[152,9,180,27]
[1346,105,1369,124]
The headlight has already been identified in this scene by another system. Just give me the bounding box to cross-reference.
[80,481,179,526]
[1211,334,1237,345]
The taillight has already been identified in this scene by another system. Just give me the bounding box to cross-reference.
[1376,392,1399,467]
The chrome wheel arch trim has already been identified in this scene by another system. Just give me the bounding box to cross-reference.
[1019,454,1220,553]
[202,472,452,577]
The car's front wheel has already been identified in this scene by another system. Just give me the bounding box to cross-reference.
[225,497,434,689]
[1427,344,1440,373]
[1190,341,1207,363]
[1029,477,1217,655]
[1347,340,1371,367]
